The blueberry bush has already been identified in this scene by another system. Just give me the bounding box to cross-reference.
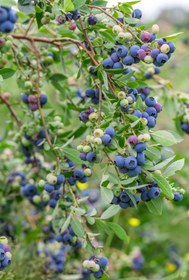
[0,0,187,279]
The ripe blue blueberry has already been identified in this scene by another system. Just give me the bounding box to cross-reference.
[105,126,115,137]
[145,96,156,107]
[21,94,29,104]
[80,152,87,161]
[116,46,128,58]
[8,9,17,23]
[102,134,112,146]
[130,45,140,57]
[147,116,156,128]
[85,88,96,98]
[146,107,158,118]
[141,191,151,201]
[110,52,120,62]
[0,21,14,33]
[114,155,125,168]
[132,110,142,118]
[156,53,168,64]
[124,156,137,170]
[0,7,8,22]
[122,55,134,65]
[44,183,55,193]
[0,248,5,261]
[127,166,141,177]
[88,15,98,25]
[134,142,147,153]
[102,58,114,68]
[113,62,123,69]
[150,48,160,59]
[40,94,48,105]
[149,33,156,42]
[93,270,103,279]
[120,191,130,202]
[119,201,130,209]
[132,9,142,19]
[74,169,84,179]
[168,42,176,53]
[148,187,161,199]
[174,192,183,202]
[57,174,65,184]
[49,198,57,208]
[86,152,96,162]
[129,194,140,206]
[99,257,108,268]
[137,152,146,165]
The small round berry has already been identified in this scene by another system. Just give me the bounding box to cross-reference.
[83,145,91,153]
[94,129,104,138]
[132,9,142,19]
[134,142,147,153]
[102,58,114,69]
[127,166,141,177]
[114,155,125,168]
[174,192,183,202]
[120,99,129,107]
[117,91,126,100]
[145,96,156,107]
[102,134,112,146]
[105,126,115,137]
[112,25,123,34]
[152,24,159,34]
[122,55,134,65]
[124,156,137,170]
[148,187,161,199]
[140,32,151,42]
[88,15,98,25]
[46,173,57,185]
[160,44,170,54]
[116,45,128,58]
[137,152,146,165]
[99,257,108,268]
[147,116,156,128]
[86,152,96,162]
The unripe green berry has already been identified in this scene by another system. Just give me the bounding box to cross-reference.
[54,116,61,122]
[93,264,100,272]
[147,67,155,75]
[120,99,129,107]
[93,137,102,145]
[140,118,148,125]
[24,81,33,89]
[138,133,151,142]
[160,44,170,54]
[152,24,160,34]
[0,236,8,245]
[33,195,41,204]
[57,129,64,135]
[21,137,30,147]
[5,40,13,49]
[42,192,50,202]
[117,91,126,100]
[84,168,92,177]
[46,173,57,185]
[5,252,12,258]
[83,145,91,153]
[89,112,98,121]
[117,32,127,41]
[39,180,45,187]
[144,55,153,64]
[83,260,89,268]
[124,32,133,41]
[112,25,123,34]
[77,145,84,152]
[94,128,104,138]
[154,170,162,175]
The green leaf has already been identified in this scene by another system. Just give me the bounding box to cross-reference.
[163,32,184,40]
[99,30,115,43]
[70,217,85,238]
[146,197,163,216]
[100,187,114,205]
[152,173,174,200]
[73,0,86,9]
[100,205,120,220]
[49,73,67,81]
[0,68,15,79]
[101,71,109,90]
[18,0,34,14]
[147,156,175,171]
[64,0,75,12]
[63,147,83,164]
[1,0,15,5]
[163,159,185,177]
[108,222,129,243]
[151,130,182,146]
[61,215,71,232]
[146,146,161,162]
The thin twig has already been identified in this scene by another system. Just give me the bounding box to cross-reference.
[79,17,95,56]
[98,82,103,124]
[0,95,22,126]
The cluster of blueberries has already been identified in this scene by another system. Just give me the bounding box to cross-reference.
[56,226,82,248]
[102,38,175,69]
[7,171,27,187]
[85,88,100,105]
[44,173,65,208]
[0,6,17,33]
[83,256,108,279]
[79,107,95,123]
[112,191,140,209]
[138,181,161,202]
[22,128,47,157]
[144,67,161,79]
[180,121,189,134]
[68,168,89,185]
[21,93,48,112]
[65,10,80,21]
[79,126,116,163]
[0,238,12,271]
[120,87,162,129]
[114,140,147,177]
[38,238,66,273]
